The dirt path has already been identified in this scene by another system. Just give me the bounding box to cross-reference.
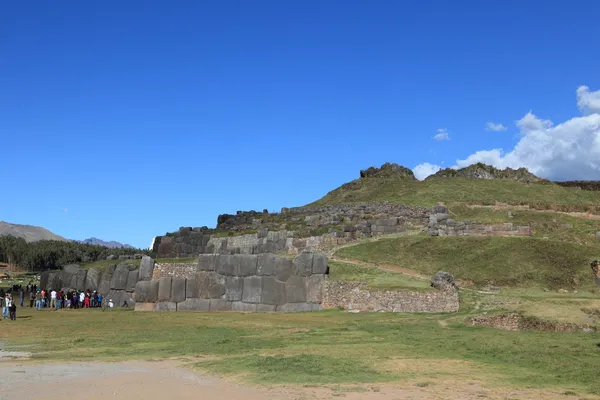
[0,360,591,400]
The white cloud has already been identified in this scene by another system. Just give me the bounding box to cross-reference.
[433,128,450,141]
[577,85,600,114]
[413,163,441,180]
[485,122,507,132]
[415,86,600,181]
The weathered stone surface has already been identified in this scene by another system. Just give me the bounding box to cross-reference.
[277,303,322,312]
[434,213,449,223]
[306,275,324,303]
[209,299,232,311]
[105,264,117,276]
[121,292,135,307]
[293,252,313,276]
[256,304,277,312]
[225,277,243,301]
[155,301,177,312]
[110,264,129,290]
[47,272,62,291]
[596,232,600,239]
[178,298,210,312]
[125,270,139,292]
[430,271,458,291]
[285,276,307,303]
[171,277,186,303]
[62,264,80,287]
[217,255,236,276]
[134,302,155,311]
[261,276,286,305]
[312,253,328,274]
[98,273,112,295]
[75,269,87,291]
[134,280,159,303]
[236,255,258,276]
[242,276,263,303]
[40,271,49,290]
[231,302,257,312]
[186,274,199,298]
[107,290,123,308]
[139,256,155,281]
[158,277,172,302]
[257,254,277,276]
[84,268,100,292]
[198,254,217,271]
[275,258,293,282]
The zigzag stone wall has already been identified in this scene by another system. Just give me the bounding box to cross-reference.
[134,252,328,312]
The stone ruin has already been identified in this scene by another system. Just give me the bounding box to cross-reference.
[134,252,328,312]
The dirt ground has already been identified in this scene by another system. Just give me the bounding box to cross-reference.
[0,360,592,400]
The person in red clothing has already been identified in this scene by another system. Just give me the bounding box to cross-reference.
[84,294,90,308]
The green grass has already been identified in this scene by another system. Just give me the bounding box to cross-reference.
[310,177,600,210]
[328,260,432,291]
[336,236,600,289]
[3,308,600,394]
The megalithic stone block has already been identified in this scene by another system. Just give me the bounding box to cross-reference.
[217,255,236,276]
[257,254,277,276]
[225,277,243,301]
[40,271,49,290]
[84,268,101,292]
[285,276,307,303]
[305,275,324,303]
[171,277,186,303]
[312,253,328,275]
[293,252,313,276]
[198,254,217,271]
[158,277,172,302]
[134,280,159,303]
[242,276,263,303]
[261,276,286,306]
[236,255,258,276]
[110,264,129,290]
[139,256,155,281]
[75,269,87,291]
[178,298,210,312]
[275,258,293,282]
[126,270,139,292]
[98,273,112,296]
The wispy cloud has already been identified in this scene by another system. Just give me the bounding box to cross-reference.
[433,128,450,141]
[485,122,507,132]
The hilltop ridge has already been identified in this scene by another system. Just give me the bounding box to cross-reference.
[425,163,542,183]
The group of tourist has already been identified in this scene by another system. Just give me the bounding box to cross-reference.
[0,286,116,321]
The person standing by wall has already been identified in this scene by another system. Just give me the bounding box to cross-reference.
[9,300,16,320]
[50,289,57,309]
[35,290,42,310]
[2,295,10,319]
[19,290,24,307]
[29,290,35,308]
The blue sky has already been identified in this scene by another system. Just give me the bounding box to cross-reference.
[1,1,600,248]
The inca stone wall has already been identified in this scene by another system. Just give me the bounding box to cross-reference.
[321,281,459,313]
[135,252,328,313]
[427,207,531,237]
[39,255,156,308]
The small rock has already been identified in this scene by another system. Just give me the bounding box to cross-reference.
[558,289,569,294]
[490,286,501,292]
[430,271,458,291]
[543,288,550,292]
[507,211,513,219]
[347,309,360,313]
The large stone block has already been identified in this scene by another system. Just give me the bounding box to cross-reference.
[134,280,159,303]
[139,256,155,281]
[236,255,258,276]
[293,252,313,276]
[110,264,129,290]
[125,270,139,292]
[285,276,307,303]
[75,269,87,291]
[209,299,232,311]
[84,268,100,292]
[158,277,172,302]
[105,264,117,275]
[225,277,243,301]
[277,303,323,312]
[257,254,277,276]
[275,258,293,282]
[178,298,210,311]
[242,276,263,303]
[134,302,155,312]
[432,205,448,214]
[107,290,123,308]
[305,275,324,303]
[186,275,199,298]
[231,302,257,312]
[40,271,50,290]
[62,264,80,287]
[256,304,277,312]
[261,276,286,306]
[155,301,177,312]
[121,292,135,307]
[171,277,186,303]
[198,254,217,271]
[312,253,328,274]
[98,273,112,295]
[217,255,236,276]
[47,272,62,291]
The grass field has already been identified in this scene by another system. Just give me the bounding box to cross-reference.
[2,307,600,395]
[335,236,600,289]
[311,177,600,211]
[328,260,432,291]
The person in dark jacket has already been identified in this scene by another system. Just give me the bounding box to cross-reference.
[9,301,17,320]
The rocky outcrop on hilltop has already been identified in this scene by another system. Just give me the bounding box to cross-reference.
[359,163,416,180]
[426,163,541,183]
[555,181,600,191]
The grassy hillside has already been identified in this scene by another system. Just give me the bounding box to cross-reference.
[336,236,600,289]
[310,177,600,211]
[0,221,68,242]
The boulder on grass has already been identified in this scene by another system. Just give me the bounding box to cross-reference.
[430,271,458,291]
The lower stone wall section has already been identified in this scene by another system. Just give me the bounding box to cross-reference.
[322,281,459,313]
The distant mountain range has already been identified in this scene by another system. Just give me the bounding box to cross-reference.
[0,221,68,242]
[77,237,133,249]
[0,221,133,248]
